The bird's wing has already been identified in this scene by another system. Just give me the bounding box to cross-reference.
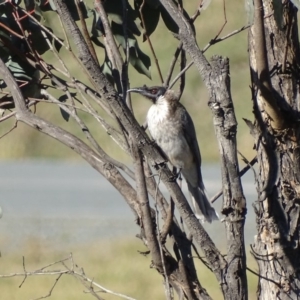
[179,105,203,185]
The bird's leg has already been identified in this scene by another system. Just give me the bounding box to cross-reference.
[168,166,182,182]
[177,169,183,188]
[173,166,182,179]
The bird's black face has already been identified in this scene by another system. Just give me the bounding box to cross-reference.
[127,85,167,103]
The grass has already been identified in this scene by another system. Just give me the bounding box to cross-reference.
[0,0,255,162]
[0,235,259,300]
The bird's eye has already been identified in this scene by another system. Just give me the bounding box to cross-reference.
[151,89,157,94]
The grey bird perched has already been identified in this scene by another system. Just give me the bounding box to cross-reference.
[127,85,218,223]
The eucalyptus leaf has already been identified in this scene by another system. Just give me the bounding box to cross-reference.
[112,22,151,78]
[144,0,161,9]
[129,44,151,79]
[101,56,115,85]
[103,0,140,36]
[58,94,68,103]
[27,20,50,54]
[25,0,35,11]
[0,28,11,61]
[59,107,70,122]
[134,0,160,40]
[57,92,76,103]
[7,57,36,81]
[160,4,193,34]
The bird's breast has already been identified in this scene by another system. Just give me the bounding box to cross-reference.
[147,104,193,169]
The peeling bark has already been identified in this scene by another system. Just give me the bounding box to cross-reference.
[249,1,300,299]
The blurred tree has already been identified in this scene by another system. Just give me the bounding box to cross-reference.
[0,0,299,299]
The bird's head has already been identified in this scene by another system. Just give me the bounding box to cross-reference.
[127,85,167,103]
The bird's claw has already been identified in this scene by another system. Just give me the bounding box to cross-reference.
[168,168,182,182]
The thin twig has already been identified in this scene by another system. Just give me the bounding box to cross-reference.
[178,49,186,100]
[1,254,137,300]
[164,43,183,87]
[0,120,17,139]
[19,256,27,288]
[139,0,164,84]
[0,20,24,39]
[169,24,249,89]
[210,156,257,203]
[211,0,227,42]
[41,90,135,180]
[121,0,132,111]
[32,274,63,300]
[19,7,66,48]
[94,0,123,73]
[75,0,99,64]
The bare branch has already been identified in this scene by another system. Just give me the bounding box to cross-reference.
[210,156,257,203]
[1,254,137,300]
[75,0,99,64]
[41,90,135,180]
[0,56,141,221]
[53,0,226,279]
[94,0,123,74]
[131,142,162,269]
[32,274,63,300]
[0,120,17,139]
[164,43,183,87]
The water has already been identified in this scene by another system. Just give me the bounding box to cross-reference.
[0,160,257,252]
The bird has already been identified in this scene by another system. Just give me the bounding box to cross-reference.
[127,85,218,223]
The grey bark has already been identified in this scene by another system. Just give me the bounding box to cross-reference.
[248,1,300,298]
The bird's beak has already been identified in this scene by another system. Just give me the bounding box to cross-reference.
[127,88,142,94]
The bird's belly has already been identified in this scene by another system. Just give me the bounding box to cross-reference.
[147,105,194,169]
[149,125,193,169]
[162,138,193,169]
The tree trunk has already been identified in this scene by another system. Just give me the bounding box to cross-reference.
[248,1,300,298]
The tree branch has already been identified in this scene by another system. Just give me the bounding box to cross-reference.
[0,57,141,222]
[253,0,284,129]
[53,0,226,285]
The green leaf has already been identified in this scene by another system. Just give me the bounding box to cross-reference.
[27,21,50,54]
[160,3,193,34]
[112,22,151,78]
[129,42,151,78]
[144,0,161,9]
[27,20,62,54]
[103,0,140,36]
[0,26,11,62]
[101,55,115,85]
[25,0,35,11]
[6,57,36,81]
[59,107,70,122]
[160,5,179,33]
[134,0,160,40]
[58,94,68,102]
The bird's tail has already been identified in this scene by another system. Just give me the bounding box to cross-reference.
[187,182,219,223]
